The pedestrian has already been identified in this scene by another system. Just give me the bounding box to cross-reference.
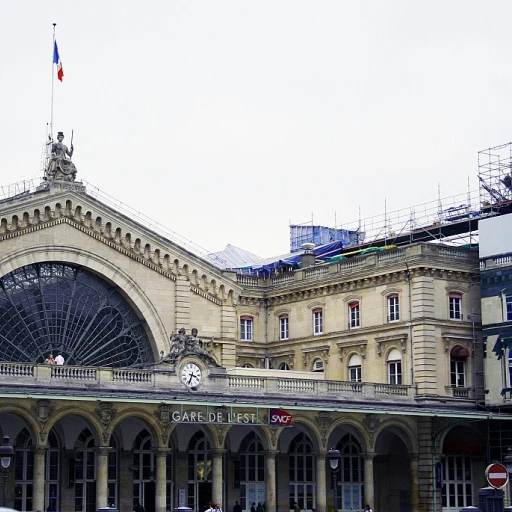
[55,352,65,365]
[215,504,223,512]
[364,504,373,512]
[250,503,256,512]
[293,502,301,512]
[257,503,264,512]
[44,353,55,364]
[233,501,242,512]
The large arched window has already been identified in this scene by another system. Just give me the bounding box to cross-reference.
[187,431,212,511]
[133,429,154,512]
[75,428,96,512]
[14,428,34,512]
[0,262,153,366]
[240,432,265,511]
[15,429,61,512]
[289,433,315,511]
[334,434,364,512]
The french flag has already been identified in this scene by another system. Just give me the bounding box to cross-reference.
[53,40,64,82]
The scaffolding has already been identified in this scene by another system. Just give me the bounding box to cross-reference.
[290,187,482,251]
[478,142,512,207]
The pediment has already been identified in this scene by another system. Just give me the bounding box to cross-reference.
[0,183,241,305]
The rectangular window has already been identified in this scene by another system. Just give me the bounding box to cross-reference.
[279,316,289,340]
[349,366,361,382]
[387,295,399,322]
[313,309,323,335]
[450,360,466,387]
[449,293,462,320]
[506,295,512,321]
[349,302,360,329]
[240,317,253,341]
[388,361,402,384]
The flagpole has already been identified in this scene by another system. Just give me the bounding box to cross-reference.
[50,23,56,141]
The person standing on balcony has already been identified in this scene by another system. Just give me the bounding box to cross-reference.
[55,352,65,365]
[44,353,55,364]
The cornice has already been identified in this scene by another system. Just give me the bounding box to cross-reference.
[240,266,478,307]
[0,187,241,299]
[0,217,225,307]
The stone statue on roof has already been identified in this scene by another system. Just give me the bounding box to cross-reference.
[161,327,219,367]
[46,131,77,182]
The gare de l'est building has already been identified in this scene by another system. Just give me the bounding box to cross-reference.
[0,166,512,512]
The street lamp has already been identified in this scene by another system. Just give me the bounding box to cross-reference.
[504,447,512,475]
[0,435,14,508]
[326,447,341,512]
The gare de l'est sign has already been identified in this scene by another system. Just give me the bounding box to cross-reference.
[166,407,293,426]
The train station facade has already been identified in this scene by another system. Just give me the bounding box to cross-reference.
[0,180,510,512]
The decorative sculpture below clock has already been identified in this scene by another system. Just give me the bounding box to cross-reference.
[160,328,220,367]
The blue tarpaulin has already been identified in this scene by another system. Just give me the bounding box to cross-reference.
[234,240,344,277]
[290,225,364,252]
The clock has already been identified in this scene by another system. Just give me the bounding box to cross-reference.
[181,362,202,388]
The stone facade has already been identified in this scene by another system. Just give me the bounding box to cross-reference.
[0,182,506,512]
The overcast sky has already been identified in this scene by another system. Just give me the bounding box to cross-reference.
[2,1,512,258]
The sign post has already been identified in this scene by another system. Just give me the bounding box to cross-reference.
[486,462,509,489]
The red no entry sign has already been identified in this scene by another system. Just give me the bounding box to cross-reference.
[486,463,509,489]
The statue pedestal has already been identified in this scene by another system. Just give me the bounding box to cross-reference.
[37,179,86,193]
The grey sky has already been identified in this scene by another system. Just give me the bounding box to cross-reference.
[3,1,512,257]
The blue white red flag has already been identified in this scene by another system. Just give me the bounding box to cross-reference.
[53,40,64,82]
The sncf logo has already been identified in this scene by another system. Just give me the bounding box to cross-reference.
[269,408,293,426]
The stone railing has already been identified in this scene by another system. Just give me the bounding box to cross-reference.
[226,374,416,401]
[480,254,512,270]
[113,369,153,383]
[444,386,472,399]
[235,243,478,289]
[0,362,419,402]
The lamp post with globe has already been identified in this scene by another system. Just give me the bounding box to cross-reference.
[504,448,512,507]
[0,436,14,508]
[326,447,341,512]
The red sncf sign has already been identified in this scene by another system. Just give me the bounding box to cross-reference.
[269,408,293,426]
[486,463,509,489]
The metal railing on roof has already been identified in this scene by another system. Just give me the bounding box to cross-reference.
[0,178,229,269]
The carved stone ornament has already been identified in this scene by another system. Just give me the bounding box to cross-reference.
[160,328,220,368]
[268,426,280,449]
[314,412,333,430]
[32,399,55,422]
[210,424,229,447]
[95,402,117,427]
[314,412,333,450]
[155,404,172,425]
[363,414,381,433]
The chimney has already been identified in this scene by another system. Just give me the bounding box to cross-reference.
[300,243,316,268]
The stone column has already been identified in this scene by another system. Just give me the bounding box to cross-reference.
[96,446,110,511]
[156,449,171,512]
[212,449,226,507]
[32,446,47,512]
[363,453,376,509]
[409,454,419,512]
[316,452,327,512]
[265,451,277,512]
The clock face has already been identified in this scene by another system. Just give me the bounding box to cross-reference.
[181,363,202,388]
